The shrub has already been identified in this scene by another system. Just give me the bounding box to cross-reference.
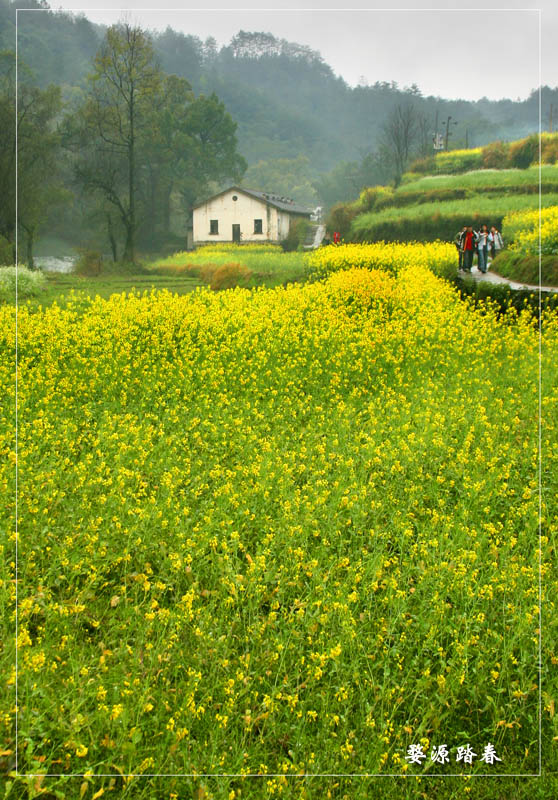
[454,270,558,316]
[356,185,395,212]
[324,190,396,243]
[407,156,436,175]
[434,148,484,174]
[509,135,539,169]
[75,248,103,276]
[326,203,360,241]
[482,141,510,169]
[281,218,309,252]
[171,260,253,289]
[0,264,46,303]
[542,134,558,164]
[193,262,220,284]
[0,235,13,265]
[209,262,253,290]
[491,250,558,287]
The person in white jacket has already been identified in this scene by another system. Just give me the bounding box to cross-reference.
[477,224,490,273]
[489,226,504,262]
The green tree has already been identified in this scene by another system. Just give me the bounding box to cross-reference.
[139,80,246,247]
[139,73,195,244]
[241,155,317,207]
[176,92,247,220]
[72,23,162,263]
[67,25,245,259]
[0,49,64,266]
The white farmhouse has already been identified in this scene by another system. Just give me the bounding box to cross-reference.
[192,186,312,246]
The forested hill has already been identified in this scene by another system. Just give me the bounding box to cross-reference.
[1,0,557,201]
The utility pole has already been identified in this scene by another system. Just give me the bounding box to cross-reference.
[550,104,554,133]
[465,128,469,149]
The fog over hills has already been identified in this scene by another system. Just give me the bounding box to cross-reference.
[2,0,557,209]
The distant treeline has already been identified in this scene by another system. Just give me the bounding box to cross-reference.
[1,0,557,198]
[0,19,246,265]
[2,0,558,262]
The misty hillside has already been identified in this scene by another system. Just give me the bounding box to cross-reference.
[2,0,556,179]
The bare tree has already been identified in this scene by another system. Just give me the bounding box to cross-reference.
[379,103,423,186]
[415,110,433,159]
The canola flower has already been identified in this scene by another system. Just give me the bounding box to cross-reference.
[1,253,556,793]
[304,240,456,280]
[503,205,558,256]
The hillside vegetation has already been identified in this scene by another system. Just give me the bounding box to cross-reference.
[493,206,558,286]
[326,136,558,287]
[406,132,558,177]
[1,0,557,210]
[351,193,558,244]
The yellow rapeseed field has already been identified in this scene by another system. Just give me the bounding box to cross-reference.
[1,248,557,798]
[503,205,558,256]
[304,240,456,280]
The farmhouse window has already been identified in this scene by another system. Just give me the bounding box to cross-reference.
[210,219,219,235]
[254,219,263,234]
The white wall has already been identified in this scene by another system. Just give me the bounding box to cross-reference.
[193,189,290,244]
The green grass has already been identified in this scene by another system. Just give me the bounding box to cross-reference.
[7,246,309,310]
[18,270,202,310]
[350,193,558,244]
[399,165,558,194]
[149,244,308,288]
[491,251,558,287]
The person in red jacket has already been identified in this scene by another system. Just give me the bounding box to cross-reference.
[462,225,478,272]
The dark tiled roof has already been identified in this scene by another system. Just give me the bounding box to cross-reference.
[193,185,312,216]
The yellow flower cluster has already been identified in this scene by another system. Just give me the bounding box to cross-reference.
[503,205,558,255]
[304,240,456,280]
[1,256,555,782]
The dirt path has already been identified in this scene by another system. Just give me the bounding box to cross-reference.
[458,263,558,294]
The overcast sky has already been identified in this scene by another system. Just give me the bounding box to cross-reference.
[25,0,557,101]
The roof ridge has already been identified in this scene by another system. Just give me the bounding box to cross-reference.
[193,185,311,215]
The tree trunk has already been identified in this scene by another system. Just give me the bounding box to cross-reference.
[146,164,157,242]
[126,87,136,264]
[123,224,134,265]
[107,213,118,262]
[163,184,172,234]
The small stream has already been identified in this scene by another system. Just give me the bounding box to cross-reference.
[35,256,76,274]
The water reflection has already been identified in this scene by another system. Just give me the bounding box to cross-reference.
[35,256,76,273]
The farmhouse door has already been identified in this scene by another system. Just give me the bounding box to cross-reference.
[232,224,241,243]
